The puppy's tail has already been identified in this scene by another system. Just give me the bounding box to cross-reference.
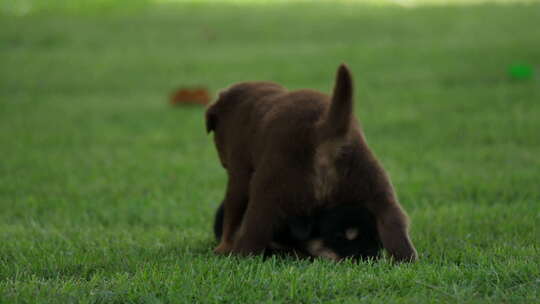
[320,64,354,138]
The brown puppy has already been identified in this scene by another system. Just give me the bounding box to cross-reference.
[206,64,417,262]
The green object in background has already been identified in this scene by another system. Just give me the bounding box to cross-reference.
[508,64,534,80]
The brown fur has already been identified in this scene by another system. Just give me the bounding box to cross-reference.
[206,64,417,262]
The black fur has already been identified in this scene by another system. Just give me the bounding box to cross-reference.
[313,205,382,260]
[213,203,382,260]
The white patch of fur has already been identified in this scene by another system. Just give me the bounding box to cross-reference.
[306,239,323,254]
[318,249,340,261]
[345,228,359,241]
[306,239,340,261]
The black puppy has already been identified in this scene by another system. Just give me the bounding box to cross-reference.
[213,204,382,261]
[305,205,382,260]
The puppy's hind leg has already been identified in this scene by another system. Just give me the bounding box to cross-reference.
[231,200,277,256]
[375,203,418,262]
[231,173,281,256]
[214,170,251,254]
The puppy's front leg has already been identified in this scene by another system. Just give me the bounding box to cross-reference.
[214,171,251,254]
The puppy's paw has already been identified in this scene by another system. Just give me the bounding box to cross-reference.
[231,240,267,257]
[387,244,418,262]
[398,248,418,262]
[214,242,233,255]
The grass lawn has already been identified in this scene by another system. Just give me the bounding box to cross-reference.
[1,0,539,302]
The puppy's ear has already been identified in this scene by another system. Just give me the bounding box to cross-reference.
[320,64,354,138]
[288,216,313,241]
[205,104,218,133]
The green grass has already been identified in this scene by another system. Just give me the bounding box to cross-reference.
[1,1,539,303]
